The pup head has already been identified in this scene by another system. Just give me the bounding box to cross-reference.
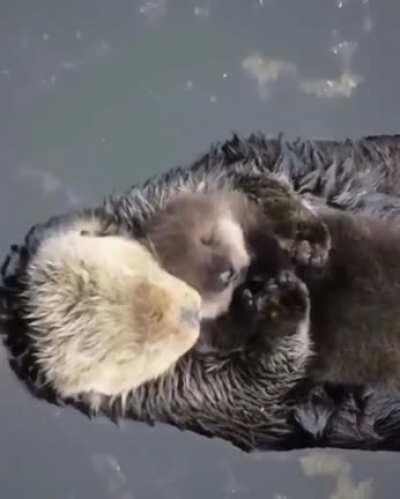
[145,192,251,319]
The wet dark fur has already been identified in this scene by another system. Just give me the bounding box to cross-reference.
[4,133,400,451]
[304,205,400,388]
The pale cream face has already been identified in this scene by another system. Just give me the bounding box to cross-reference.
[25,225,202,405]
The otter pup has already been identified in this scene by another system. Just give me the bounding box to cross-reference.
[240,194,400,390]
[141,186,331,352]
[174,175,400,391]
[143,177,331,317]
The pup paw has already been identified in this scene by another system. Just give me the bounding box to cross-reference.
[234,173,331,276]
[287,215,331,275]
[255,270,310,324]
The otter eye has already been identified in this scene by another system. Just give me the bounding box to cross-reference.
[200,236,213,246]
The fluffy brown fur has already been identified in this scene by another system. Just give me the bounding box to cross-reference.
[141,183,331,353]
[210,192,400,390]
[143,191,256,320]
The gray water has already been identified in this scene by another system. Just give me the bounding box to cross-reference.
[1,1,399,497]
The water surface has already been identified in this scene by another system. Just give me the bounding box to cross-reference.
[1,1,399,497]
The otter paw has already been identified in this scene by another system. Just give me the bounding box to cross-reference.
[235,273,268,315]
[233,172,331,274]
[291,218,331,272]
[238,174,331,274]
[279,213,331,276]
[255,270,309,323]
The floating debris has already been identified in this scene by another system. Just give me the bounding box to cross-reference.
[299,72,363,99]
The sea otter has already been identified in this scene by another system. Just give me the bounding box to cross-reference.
[190,175,400,391]
[15,188,264,408]
[4,133,400,452]
[1,170,329,444]
[142,187,319,352]
[12,187,303,410]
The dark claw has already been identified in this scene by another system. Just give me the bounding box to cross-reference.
[291,224,331,277]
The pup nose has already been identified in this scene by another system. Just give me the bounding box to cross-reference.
[217,267,236,287]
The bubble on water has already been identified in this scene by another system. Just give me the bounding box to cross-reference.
[194,6,209,17]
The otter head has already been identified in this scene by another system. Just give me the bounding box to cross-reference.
[144,192,251,320]
[22,228,202,407]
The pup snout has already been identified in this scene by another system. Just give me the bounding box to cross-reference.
[217,262,249,289]
[218,267,236,287]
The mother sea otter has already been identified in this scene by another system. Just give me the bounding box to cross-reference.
[3,133,400,451]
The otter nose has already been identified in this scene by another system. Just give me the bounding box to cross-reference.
[180,307,200,329]
[217,266,236,288]
[210,255,239,291]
